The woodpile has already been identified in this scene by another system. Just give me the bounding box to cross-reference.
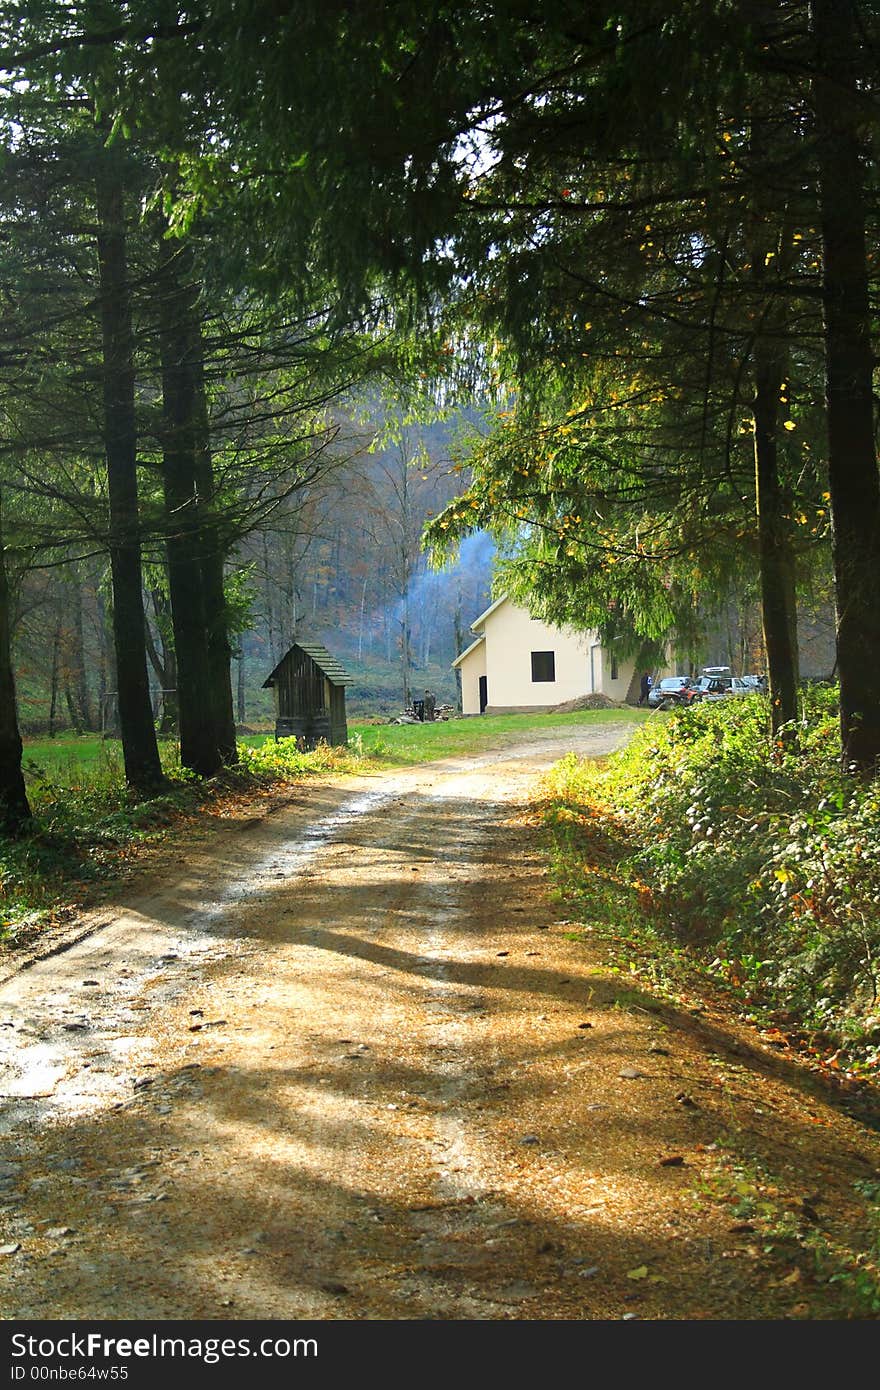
[388,703,455,724]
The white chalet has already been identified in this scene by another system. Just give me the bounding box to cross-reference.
[452,595,638,715]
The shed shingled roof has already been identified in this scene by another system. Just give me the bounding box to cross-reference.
[262,641,354,688]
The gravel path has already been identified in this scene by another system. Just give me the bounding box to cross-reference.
[1,722,879,1321]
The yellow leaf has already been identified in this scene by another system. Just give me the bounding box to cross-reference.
[783,420,796,431]
[627,1265,649,1280]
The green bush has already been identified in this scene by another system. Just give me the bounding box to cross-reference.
[546,685,880,1053]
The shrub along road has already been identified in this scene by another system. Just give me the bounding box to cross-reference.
[0,721,879,1320]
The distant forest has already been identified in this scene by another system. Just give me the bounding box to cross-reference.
[11,410,492,733]
[233,412,494,721]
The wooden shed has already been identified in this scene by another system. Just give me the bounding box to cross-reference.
[262,641,352,748]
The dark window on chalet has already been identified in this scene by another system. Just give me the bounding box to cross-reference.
[531,650,556,683]
[611,655,619,680]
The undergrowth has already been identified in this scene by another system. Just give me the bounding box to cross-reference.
[541,684,880,1068]
[692,1147,880,1317]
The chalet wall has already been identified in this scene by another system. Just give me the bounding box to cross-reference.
[458,640,487,717]
[454,597,640,711]
[480,601,596,709]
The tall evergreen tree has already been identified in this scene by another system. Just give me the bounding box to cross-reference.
[0,496,30,832]
[94,137,164,790]
[811,0,880,770]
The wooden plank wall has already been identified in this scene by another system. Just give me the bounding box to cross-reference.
[276,647,327,719]
[273,648,347,747]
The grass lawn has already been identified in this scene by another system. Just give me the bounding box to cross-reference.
[357,707,649,759]
[21,733,128,783]
[21,708,649,784]
[248,707,648,764]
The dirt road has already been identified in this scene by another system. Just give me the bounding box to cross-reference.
[1,723,879,1322]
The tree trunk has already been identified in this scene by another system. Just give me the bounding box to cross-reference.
[401,597,412,710]
[358,574,368,661]
[48,621,61,739]
[190,336,237,762]
[157,238,219,777]
[263,533,277,666]
[745,108,800,735]
[95,568,116,737]
[160,640,179,736]
[813,0,880,772]
[158,234,237,768]
[64,683,82,734]
[68,570,94,731]
[145,589,179,736]
[0,503,30,833]
[453,590,464,711]
[421,581,435,667]
[95,150,163,793]
[753,358,799,732]
[237,650,246,725]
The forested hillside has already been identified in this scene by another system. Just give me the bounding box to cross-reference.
[11,406,492,732]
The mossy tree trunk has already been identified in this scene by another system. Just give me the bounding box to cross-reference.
[0,501,30,834]
[95,150,164,794]
[813,0,880,773]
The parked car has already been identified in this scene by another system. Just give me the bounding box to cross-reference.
[700,665,733,686]
[648,676,699,708]
[729,676,755,696]
[694,675,729,700]
[694,672,763,700]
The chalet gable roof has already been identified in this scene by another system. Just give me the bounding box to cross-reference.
[469,593,510,631]
[262,640,354,688]
[451,633,485,669]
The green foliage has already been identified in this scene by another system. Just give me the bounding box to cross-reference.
[423,387,770,657]
[543,686,880,1053]
[235,737,351,779]
[693,1149,880,1317]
